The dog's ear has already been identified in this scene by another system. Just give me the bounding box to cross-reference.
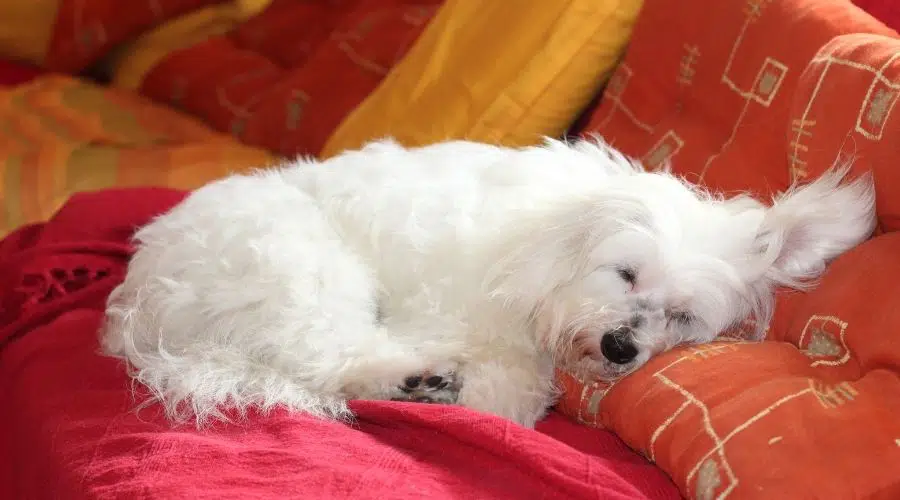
[483,213,588,308]
[483,194,651,311]
[753,166,876,288]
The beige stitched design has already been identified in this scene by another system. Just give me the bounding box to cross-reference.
[334,6,437,77]
[789,117,815,179]
[284,90,310,131]
[809,380,859,409]
[804,329,842,357]
[594,63,655,134]
[699,0,785,179]
[642,131,684,170]
[696,459,723,500]
[791,51,900,182]
[866,87,896,127]
[574,378,618,426]
[678,44,701,87]
[640,329,859,499]
[798,315,850,367]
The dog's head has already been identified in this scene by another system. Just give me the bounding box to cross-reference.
[486,140,876,380]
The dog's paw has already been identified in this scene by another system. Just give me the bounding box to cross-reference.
[390,369,461,404]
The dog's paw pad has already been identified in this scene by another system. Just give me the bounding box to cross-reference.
[391,370,460,404]
[402,375,423,389]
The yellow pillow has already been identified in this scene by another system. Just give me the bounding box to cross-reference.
[320,0,644,157]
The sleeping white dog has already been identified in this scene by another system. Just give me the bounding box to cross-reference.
[101,138,876,428]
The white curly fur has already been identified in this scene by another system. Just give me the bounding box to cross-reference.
[101,137,876,427]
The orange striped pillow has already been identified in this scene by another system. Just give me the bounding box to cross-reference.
[0,76,274,236]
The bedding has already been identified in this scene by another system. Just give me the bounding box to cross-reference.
[106,0,443,157]
[854,0,900,31]
[0,59,43,87]
[0,187,680,499]
[572,0,896,196]
[557,0,900,497]
[320,0,644,157]
[0,75,275,236]
[0,0,228,72]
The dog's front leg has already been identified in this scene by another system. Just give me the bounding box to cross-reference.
[454,356,559,428]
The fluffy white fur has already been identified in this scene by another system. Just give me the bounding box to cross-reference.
[101,138,876,428]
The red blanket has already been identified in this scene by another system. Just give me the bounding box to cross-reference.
[0,59,42,87]
[0,188,678,499]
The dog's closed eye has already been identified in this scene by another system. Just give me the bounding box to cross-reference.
[667,310,695,326]
[616,267,637,285]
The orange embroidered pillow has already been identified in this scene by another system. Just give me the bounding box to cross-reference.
[575,0,894,197]
[558,233,900,499]
[787,33,900,232]
[556,0,900,497]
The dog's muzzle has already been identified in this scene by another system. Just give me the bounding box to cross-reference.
[600,328,639,364]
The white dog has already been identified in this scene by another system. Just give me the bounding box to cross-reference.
[101,138,875,428]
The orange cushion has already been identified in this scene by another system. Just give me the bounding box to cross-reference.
[559,233,900,498]
[789,33,900,231]
[558,0,900,497]
[577,0,894,197]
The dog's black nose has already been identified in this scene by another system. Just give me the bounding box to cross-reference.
[600,329,639,364]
